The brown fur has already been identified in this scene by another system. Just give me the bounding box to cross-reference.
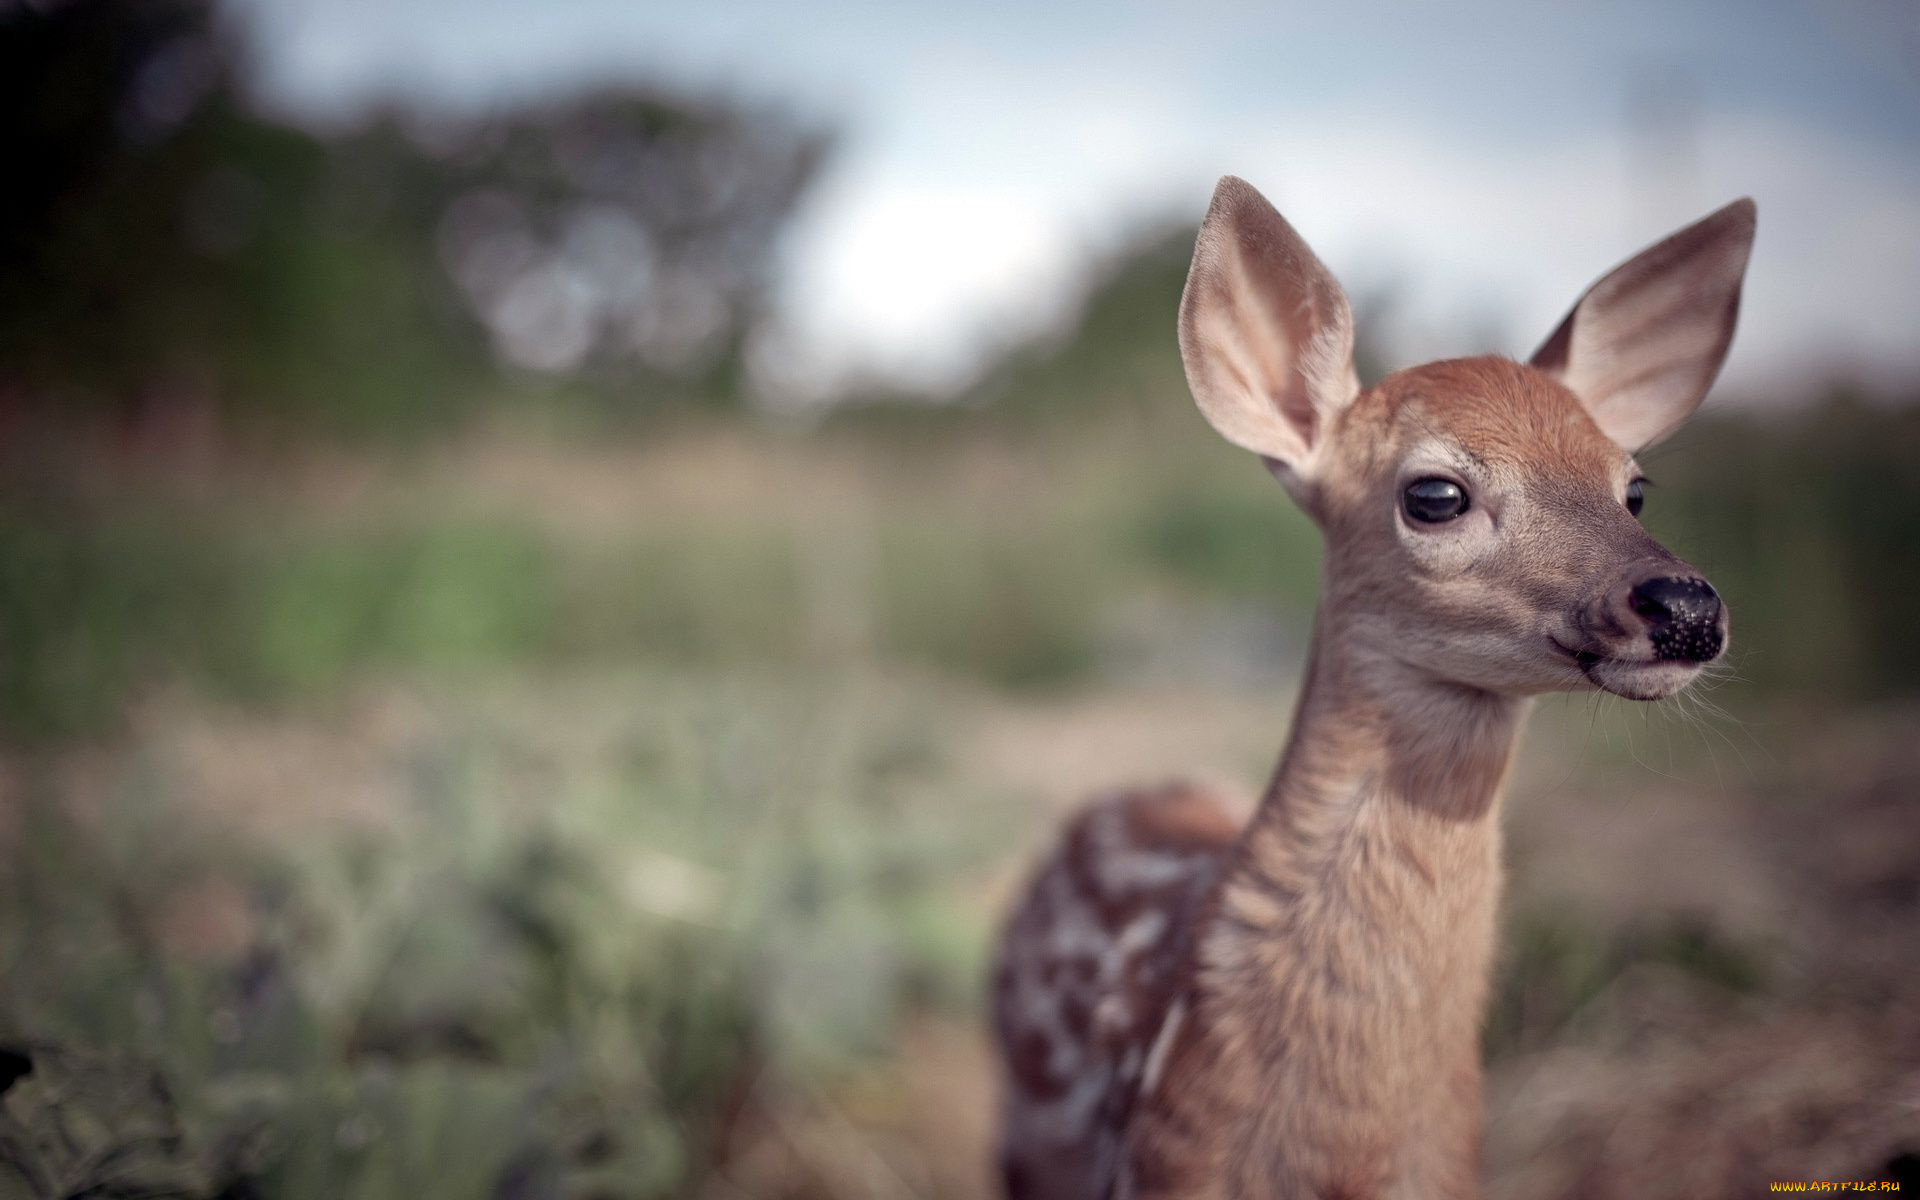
[993,784,1242,1197]
[992,180,1751,1200]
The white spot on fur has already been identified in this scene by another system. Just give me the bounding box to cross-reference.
[1140,996,1187,1098]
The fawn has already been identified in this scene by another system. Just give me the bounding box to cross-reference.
[991,176,1754,1199]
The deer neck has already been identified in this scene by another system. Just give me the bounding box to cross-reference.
[1257,606,1527,823]
[1187,606,1527,1183]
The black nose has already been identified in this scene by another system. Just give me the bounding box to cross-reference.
[1629,576,1724,662]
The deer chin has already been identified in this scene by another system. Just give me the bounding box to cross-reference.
[1555,641,1704,700]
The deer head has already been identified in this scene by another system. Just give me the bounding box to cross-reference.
[1178,176,1755,701]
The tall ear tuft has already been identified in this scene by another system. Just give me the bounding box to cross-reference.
[1178,177,1359,477]
[1532,199,1756,451]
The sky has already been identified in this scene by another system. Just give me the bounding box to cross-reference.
[232,0,1920,404]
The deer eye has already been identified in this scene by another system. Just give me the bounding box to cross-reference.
[1403,478,1469,524]
[1625,478,1646,518]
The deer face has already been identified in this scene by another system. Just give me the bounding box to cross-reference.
[1178,178,1754,700]
[1315,358,1725,698]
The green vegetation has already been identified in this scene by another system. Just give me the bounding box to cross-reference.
[1649,395,1920,699]
[6,396,1914,1195]
[0,508,556,739]
[7,392,1914,746]
[2,670,1014,1199]
[1489,906,1767,1057]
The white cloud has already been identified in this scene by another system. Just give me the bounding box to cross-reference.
[759,92,1920,404]
[764,171,1083,397]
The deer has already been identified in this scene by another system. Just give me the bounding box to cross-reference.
[990,176,1755,1199]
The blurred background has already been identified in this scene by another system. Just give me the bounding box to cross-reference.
[1,0,1917,1196]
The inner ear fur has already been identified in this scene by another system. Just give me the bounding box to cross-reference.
[1178,176,1360,473]
[1531,198,1756,450]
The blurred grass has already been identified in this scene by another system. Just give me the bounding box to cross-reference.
[0,418,1321,743]
[3,396,1918,1197]
[0,510,557,739]
[7,393,1917,748]
[1,668,1019,1198]
[1487,906,1768,1058]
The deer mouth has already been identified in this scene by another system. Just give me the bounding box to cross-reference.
[1551,638,1701,700]
[1550,636,1613,672]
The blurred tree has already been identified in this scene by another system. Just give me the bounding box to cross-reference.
[0,0,250,436]
[424,89,830,402]
[1653,390,1920,701]
[958,225,1394,430]
[964,226,1196,428]
[0,0,830,443]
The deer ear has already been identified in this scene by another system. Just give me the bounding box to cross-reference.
[1179,176,1359,478]
[1532,199,1756,451]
